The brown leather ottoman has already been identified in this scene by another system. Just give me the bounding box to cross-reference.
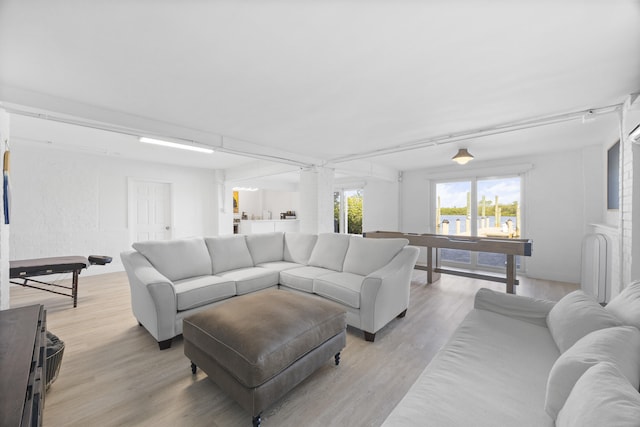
[183,289,347,426]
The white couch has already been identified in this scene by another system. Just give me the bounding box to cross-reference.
[382,283,640,426]
[121,232,419,349]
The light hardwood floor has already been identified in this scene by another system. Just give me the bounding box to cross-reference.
[10,271,577,427]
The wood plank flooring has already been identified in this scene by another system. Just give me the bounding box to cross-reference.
[9,271,577,427]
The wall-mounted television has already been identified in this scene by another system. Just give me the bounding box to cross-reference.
[607,140,620,210]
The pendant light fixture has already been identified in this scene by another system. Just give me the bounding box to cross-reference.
[452,148,474,165]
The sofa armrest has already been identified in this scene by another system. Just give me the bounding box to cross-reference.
[473,288,555,327]
[360,246,420,334]
[121,251,178,341]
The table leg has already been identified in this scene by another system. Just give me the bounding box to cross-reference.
[427,246,441,284]
[506,255,515,294]
[72,270,79,307]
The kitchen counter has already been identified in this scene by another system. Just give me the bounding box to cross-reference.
[238,219,300,234]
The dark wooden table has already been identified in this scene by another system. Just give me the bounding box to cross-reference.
[365,231,533,294]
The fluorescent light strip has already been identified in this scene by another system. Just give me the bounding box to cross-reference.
[139,137,214,154]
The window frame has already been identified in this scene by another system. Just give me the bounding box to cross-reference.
[431,172,526,274]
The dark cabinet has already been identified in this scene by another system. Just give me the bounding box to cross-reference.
[0,304,46,427]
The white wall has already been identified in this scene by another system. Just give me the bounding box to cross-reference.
[263,190,299,219]
[525,149,601,282]
[236,190,262,219]
[0,109,9,309]
[235,189,299,220]
[400,147,604,283]
[362,179,400,233]
[10,142,220,274]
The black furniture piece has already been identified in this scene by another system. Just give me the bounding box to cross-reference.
[0,304,46,427]
[9,255,112,307]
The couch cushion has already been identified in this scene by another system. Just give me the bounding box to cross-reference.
[279,266,335,293]
[174,275,236,311]
[544,325,640,420]
[546,290,621,353]
[605,280,640,330]
[283,232,318,264]
[255,261,303,272]
[313,272,364,309]
[215,267,279,295]
[556,362,640,427]
[205,235,254,274]
[381,309,558,427]
[342,236,408,276]
[246,232,284,265]
[307,233,350,272]
[133,238,211,282]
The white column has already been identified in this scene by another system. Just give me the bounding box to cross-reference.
[215,170,234,236]
[631,141,640,281]
[299,167,334,234]
[0,109,10,309]
[620,97,640,284]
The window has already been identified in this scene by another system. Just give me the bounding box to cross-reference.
[435,175,522,271]
[607,140,620,210]
[334,189,363,234]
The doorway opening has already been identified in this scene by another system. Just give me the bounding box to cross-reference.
[334,188,363,235]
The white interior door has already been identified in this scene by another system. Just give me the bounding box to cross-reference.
[130,180,172,243]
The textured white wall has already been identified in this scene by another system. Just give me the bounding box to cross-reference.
[621,108,640,286]
[10,141,219,275]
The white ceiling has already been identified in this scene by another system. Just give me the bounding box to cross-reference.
[1,1,639,182]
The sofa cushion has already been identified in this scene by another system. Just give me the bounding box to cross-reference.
[283,232,318,265]
[342,236,408,276]
[174,275,236,311]
[544,326,640,420]
[279,266,335,293]
[246,232,284,265]
[205,236,254,274]
[546,290,621,353]
[255,261,303,272]
[313,272,364,309]
[215,267,279,295]
[381,309,559,427]
[605,280,640,330]
[556,362,640,427]
[133,238,212,282]
[307,233,350,272]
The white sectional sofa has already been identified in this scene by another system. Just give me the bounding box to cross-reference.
[382,283,640,426]
[121,232,419,349]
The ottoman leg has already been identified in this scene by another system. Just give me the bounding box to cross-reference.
[190,362,197,374]
[252,413,261,427]
[334,352,341,366]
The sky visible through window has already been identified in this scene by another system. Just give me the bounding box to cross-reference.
[438,177,520,208]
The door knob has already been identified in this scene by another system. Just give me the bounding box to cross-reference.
[165,226,171,230]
